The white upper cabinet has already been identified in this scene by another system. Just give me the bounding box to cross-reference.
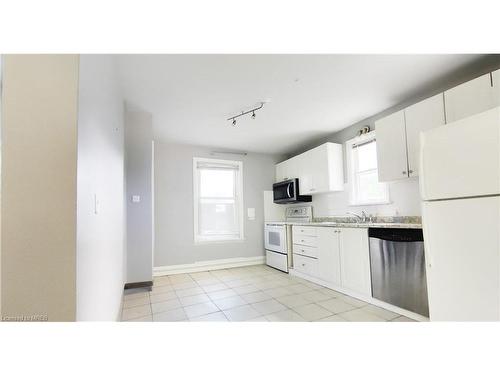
[339,228,371,297]
[444,72,498,123]
[375,110,408,182]
[275,142,344,194]
[317,227,341,287]
[376,94,446,182]
[404,93,446,177]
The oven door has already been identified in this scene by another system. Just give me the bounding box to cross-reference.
[264,224,286,254]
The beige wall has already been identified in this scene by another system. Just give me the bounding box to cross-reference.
[1,55,79,321]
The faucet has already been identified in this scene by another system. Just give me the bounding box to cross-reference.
[346,211,368,223]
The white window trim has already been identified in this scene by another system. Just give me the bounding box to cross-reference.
[346,131,391,206]
[193,157,244,244]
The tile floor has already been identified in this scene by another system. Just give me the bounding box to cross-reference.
[121,264,417,322]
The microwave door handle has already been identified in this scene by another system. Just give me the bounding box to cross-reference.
[286,184,292,198]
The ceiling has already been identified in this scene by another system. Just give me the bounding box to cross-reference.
[116,55,487,155]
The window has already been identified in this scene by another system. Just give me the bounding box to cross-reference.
[346,132,390,206]
[193,157,244,243]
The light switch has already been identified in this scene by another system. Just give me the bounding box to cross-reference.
[94,194,100,215]
[132,195,141,203]
[247,208,255,220]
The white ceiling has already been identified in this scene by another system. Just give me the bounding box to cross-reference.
[116,55,485,155]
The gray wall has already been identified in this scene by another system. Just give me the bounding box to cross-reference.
[154,142,281,267]
[76,55,126,321]
[125,110,153,282]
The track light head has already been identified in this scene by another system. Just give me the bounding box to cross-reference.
[251,111,256,119]
[232,119,237,126]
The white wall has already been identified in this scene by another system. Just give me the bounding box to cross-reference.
[154,142,281,267]
[76,55,126,321]
[310,178,421,218]
[125,110,153,283]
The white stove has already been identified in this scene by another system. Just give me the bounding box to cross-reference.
[264,206,312,272]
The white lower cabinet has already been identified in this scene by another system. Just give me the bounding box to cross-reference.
[293,254,318,277]
[339,228,372,296]
[317,227,341,287]
[292,226,371,298]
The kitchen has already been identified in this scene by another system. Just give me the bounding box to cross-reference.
[111,55,500,322]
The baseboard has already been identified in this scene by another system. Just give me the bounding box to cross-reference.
[289,269,429,322]
[153,256,265,276]
[124,281,153,290]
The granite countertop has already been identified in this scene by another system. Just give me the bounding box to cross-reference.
[265,216,422,229]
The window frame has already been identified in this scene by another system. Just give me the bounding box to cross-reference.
[346,131,390,206]
[193,157,244,244]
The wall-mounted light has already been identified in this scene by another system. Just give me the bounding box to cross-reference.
[228,102,265,126]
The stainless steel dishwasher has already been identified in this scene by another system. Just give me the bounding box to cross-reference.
[369,228,429,317]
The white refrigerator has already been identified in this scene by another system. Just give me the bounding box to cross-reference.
[420,107,500,321]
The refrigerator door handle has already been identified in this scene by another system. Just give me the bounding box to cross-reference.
[419,132,427,200]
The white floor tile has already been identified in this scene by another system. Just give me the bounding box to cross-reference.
[287,284,313,294]
[264,287,295,298]
[338,308,386,322]
[172,281,199,291]
[251,299,287,315]
[265,309,306,322]
[123,315,153,322]
[184,301,219,319]
[196,277,222,286]
[153,308,187,322]
[179,293,211,307]
[168,274,193,284]
[175,286,205,298]
[151,298,182,314]
[202,283,228,293]
[190,311,228,322]
[123,296,150,309]
[213,295,247,310]
[293,303,333,321]
[232,284,260,295]
[241,291,272,304]
[122,304,152,321]
[123,290,150,300]
[317,315,348,322]
[276,294,311,308]
[149,291,178,304]
[206,289,238,301]
[339,295,368,308]
[150,285,174,295]
[317,298,358,314]
[299,290,332,303]
[359,304,400,320]
[223,305,262,322]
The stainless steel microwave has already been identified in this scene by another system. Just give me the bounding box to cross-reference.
[272,178,312,204]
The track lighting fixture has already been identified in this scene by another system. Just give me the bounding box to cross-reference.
[227,102,265,126]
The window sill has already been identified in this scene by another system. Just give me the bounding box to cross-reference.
[348,200,392,207]
[194,238,245,245]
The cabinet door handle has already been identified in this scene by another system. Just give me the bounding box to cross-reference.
[408,169,413,174]
[402,171,407,175]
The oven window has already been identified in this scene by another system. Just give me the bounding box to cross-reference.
[269,231,281,246]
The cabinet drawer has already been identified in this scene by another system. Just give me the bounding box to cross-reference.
[293,226,317,237]
[293,254,318,277]
[293,234,318,248]
[293,244,318,259]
